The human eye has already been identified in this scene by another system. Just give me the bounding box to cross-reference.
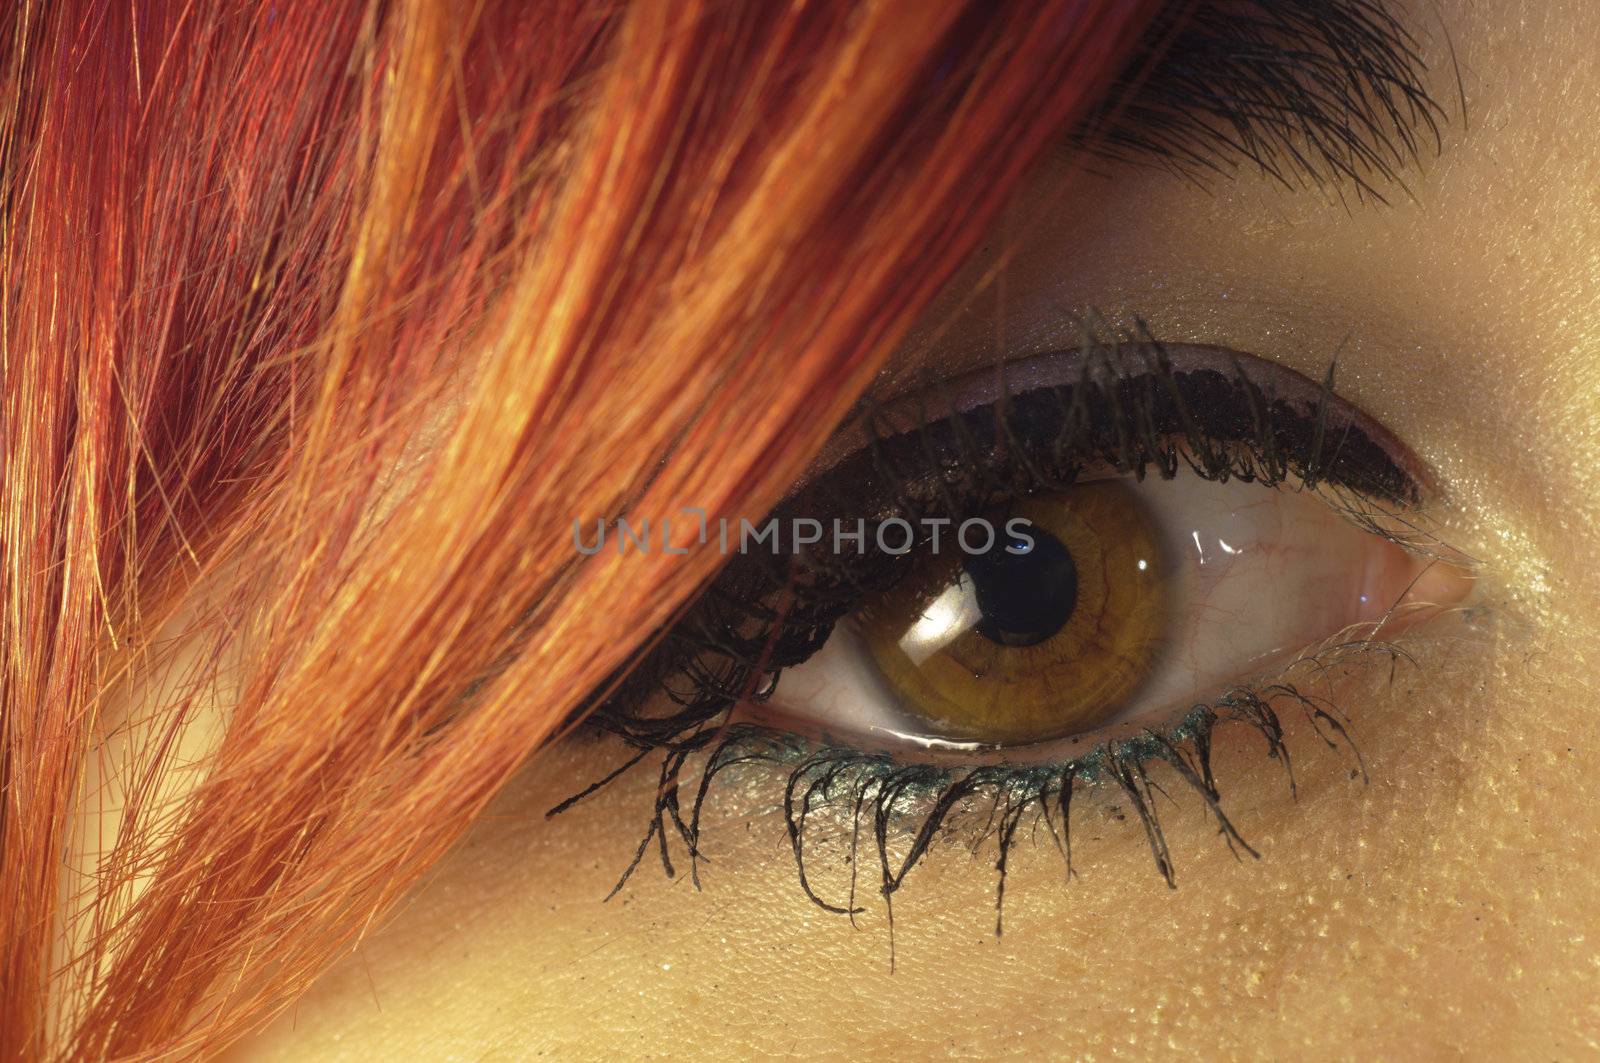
[558,336,1473,924]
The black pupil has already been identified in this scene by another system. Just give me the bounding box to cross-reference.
[963,525,1078,648]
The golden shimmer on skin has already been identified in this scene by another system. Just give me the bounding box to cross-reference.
[859,486,1165,743]
[236,0,1600,1057]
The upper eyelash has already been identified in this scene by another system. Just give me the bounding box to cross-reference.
[1076,0,1453,202]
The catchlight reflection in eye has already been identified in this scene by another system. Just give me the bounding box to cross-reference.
[771,475,1452,754]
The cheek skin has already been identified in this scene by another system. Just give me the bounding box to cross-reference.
[236,0,1600,1056]
[235,618,1595,1061]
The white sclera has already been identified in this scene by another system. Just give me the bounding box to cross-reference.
[1126,475,1414,721]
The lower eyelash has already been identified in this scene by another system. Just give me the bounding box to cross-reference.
[550,636,1417,955]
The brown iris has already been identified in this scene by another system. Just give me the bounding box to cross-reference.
[857,483,1166,744]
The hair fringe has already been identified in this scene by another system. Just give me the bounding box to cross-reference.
[0,0,1157,1057]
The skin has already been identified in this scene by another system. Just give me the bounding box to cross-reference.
[236,0,1600,1057]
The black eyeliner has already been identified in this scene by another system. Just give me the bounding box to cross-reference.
[814,339,1426,513]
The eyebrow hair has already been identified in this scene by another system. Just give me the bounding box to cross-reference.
[1072,0,1451,202]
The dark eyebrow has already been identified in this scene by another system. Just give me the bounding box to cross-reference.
[1072,0,1451,203]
